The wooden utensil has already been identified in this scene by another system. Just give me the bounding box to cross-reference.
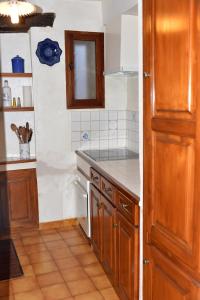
[10,123,22,143]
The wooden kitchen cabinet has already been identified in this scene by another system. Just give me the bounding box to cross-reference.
[0,169,38,231]
[101,195,116,285]
[116,211,139,300]
[90,168,139,300]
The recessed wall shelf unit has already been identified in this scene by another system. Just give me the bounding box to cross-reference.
[0,73,32,78]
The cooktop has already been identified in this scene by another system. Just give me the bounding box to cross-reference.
[83,148,139,161]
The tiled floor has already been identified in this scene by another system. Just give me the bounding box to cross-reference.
[0,226,119,300]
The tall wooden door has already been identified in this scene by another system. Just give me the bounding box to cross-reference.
[143,0,200,299]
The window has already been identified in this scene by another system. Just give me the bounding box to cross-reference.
[65,30,105,109]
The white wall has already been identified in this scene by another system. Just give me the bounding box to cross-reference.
[29,0,104,222]
[102,0,138,24]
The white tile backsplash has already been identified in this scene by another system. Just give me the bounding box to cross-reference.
[100,120,108,131]
[81,121,91,131]
[109,111,118,120]
[109,120,117,130]
[71,110,139,153]
[71,111,81,122]
[91,111,100,121]
[81,111,91,122]
[91,121,100,131]
[100,111,108,121]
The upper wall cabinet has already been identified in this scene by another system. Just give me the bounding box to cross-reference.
[65,30,105,109]
[104,14,138,76]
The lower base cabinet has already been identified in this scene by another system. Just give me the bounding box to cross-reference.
[116,211,139,300]
[90,181,139,300]
[0,168,39,232]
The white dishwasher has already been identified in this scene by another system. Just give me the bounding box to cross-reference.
[73,168,91,238]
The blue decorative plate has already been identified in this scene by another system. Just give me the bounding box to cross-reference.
[36,38,62,66]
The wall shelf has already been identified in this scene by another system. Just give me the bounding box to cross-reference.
[0,157,36,165]
[0,107,34,112]
[0,73,32,78]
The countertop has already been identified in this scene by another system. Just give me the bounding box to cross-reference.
[76,150,140,201]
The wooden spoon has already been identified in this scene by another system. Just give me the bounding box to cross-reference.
[10,123,21,142]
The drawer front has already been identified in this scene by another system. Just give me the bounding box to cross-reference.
[91,168,101,189]
[101,176,116,205]
[117,191,139,226]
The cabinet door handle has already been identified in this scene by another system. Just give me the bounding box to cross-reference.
[143,258,150,265]
[104,187,112,193]
[143,71,150,78]
[92,175,99,181]
[121,203,130,214]
[113,223,118,228]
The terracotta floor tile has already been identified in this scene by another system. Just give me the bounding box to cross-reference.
[11,277,38,294]
[45,240,67,250]
[28,251,52,264]
[67,278,96,296]
[37,271,64,287]
[74,291,103,300]
[20,230,40,238]
[41,233,62,243]
[24,243,47,254]
[59,230,81,240]
[50,247,72,260]
[40,229,57,235]
[22,265,35,277]
[69,244,92,256]
[91,275,112,290]
[22,236,43,246]
[65,236,87,247]
[13,239,23,247]
[0,294,14,300]
[61,267,88,282]
[0,281,12,297]
[76,253,98,266]
[32,261,58,275]
[14,289,44,300]
[41,283,71,299]
[18,254,30,266]
[55,257,79,270]
[100,287,119,300]
[15,245,26,256]
[84,263,104,277]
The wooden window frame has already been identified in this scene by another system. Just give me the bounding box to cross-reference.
[65,30,105,109]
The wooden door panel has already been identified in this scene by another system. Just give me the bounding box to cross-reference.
[9,178,30,221]
[116,212,139,300]
[6,169,39,228]
[151,132,197,267]
[152,0,196,119]
[143,0,200,298]
[102,196,116,283]
[149,248,200,300]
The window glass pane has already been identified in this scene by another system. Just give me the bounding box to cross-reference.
[74,40,96,100]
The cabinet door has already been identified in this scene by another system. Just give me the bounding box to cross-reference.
[143,0,200,298]
[102,195,116,284]
[7,169,38,228]
[90,184,102,260]
[116,211,139,300]
[0,173,10,233]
